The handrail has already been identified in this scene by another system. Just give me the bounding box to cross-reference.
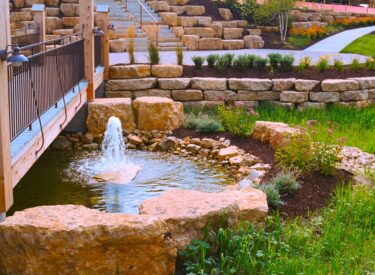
[19,32,83,51]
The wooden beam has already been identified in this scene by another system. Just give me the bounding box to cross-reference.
[96,5,110,81]
[0,0,13,214]
[79,0,95,100]
[32,4,46,44]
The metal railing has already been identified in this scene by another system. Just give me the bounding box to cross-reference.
[94,34,102,67]
[11,26,40,48]
[7,34,85,141]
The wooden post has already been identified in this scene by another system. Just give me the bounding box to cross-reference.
[0,0,13,219]
[79,0,95,100]
[32,4,46,43]
[96,5,110,81]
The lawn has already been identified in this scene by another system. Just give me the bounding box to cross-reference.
[341,34,375,57]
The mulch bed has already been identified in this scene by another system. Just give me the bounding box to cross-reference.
[174,128,353,218]
[182,65,375,81]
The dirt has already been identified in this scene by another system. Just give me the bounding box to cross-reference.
[182,65,375,81]
[174,128,353,218]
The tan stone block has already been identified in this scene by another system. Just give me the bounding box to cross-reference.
[62,16,79,28]
[170,5,186,15]
[159,12,178,26]
[222,39,244,50]
[181,35,199,50]
[198,38,223,50]
[204,90,236,101]
[184,27,214,38]
[105,78,157,91]
[172,89,203,101]
[105,90,133,98]
[134,89,172,98]
[280,91,309,103]
[178,16,198,27]
[60,3,79,16]
[223,28,243,39]
[147,1,170,12]
[191,77,227,90]
[205,23,222,38]
[186,5,205,16]
[151,65,183,78]
[109,65,151,79]
[218,8,233,20]
[321,79,360,92]
[159,78,191,89]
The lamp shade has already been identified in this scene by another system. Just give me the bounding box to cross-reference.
[8,46,28,67]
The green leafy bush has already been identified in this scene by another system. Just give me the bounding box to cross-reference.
[311,142,341,176]
[216,105,256,137]
[215,55,232,72]
[192,56,205,69]
[316,56,329,71]
[268,53,282,69]
[297,56,311,72]
[365,57,375,70]
[233,54,253,71]
[280,55,295,71]
[333,58,344,72]
[223,53,235,66]
[206,54,219,68]
[147,42,160,65]
[350,57,361,70]
[253,56,268,70]
[185,113,223,133]
[275,131,313,174]
[270,171,299,194]
[258,184,282,208]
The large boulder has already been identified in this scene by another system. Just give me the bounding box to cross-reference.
[132,97,184,131]
[218,8,233,21]
[45,17,63,34]
[280,91,309,103]
[310,92,340,102]
[228,78,272,91]
[186,5,205,16]
[295,79,320,91]
[243,35,264,49]
[105,78,158,91]
[109,65,151,79]
[159,12,178,26]
[191,77,227,90]
[0,205,176,275]
[184,27,214,38]
[172,89,203,101]
[178,16,198,27]
[321,79,359,92]
[222,39,244,50]
[223,28,243,39]
[139,188,268,249]
[151,65,183,78]
[147,0,170,12]
[158,78,191,90]
[198,38,223,50]
[181,35,199,50]
[86,98,136,134]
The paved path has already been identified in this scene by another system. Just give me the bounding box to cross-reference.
[304,26,375,53]
[110,48,366,66]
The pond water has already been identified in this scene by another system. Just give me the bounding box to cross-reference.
[8,149,234,215]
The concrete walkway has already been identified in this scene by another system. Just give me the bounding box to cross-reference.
[304,26,375,53]
[110,48,366,66]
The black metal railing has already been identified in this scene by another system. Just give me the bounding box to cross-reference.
[11,26,40,48]
[8,34,85,141]
[94,34,102,67]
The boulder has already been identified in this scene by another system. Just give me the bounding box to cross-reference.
[218,146,239,160]
[132,97,184,131]
[86,98,136,134]
[14,0,26,8]
[53,29,74,36]
[228,78,272,91]
[60,3,79,16]
[243,35,264,49]
[191,77,227,90]
[62,17,79,28]
[297,102,326,111]
[109,39,126,52]
[213,20,237,28]
[198,38,223,50]
[218,8,233,20]
[186,5,205,16]
[181,35,199,50]
[105,78,158,91]
[204,90,237,101]
[109,65,151,79]
[280,91,309,103]
[269,126,301,149]
[45,17,63,33]
[184,27,214,38]
[0,205,176,274]
[106,91,133,98]
[158,137,178,151]
[234,101,259,108]
[170,5,186,15]
[147,0,170,12]
[10,11,32,22]
[172,90,203,101]
[310,92,339,102]
[340,90,368,102]
[178,16,198,27]
[222,39,244,50]
[272,78,295,91]
[295,79,320,91]
[252,121,289,143]
[195,16,212,25]
[158,78,191,90]
[223,28,243,39]
[348,77,375,89]
[369,89,375,99]
[151,65,183,78]
[171,26,184,37]
[45,0,59,6]
[247,28,262,35]
[321,79,360,92]
[140,188,268,249]
[235,20,248,28]
[205,23,223,38]
[46,7,60,16]
[133,89,171,98]
[159,12,178,26]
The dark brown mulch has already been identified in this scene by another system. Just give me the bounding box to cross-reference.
[174,128,353,218]
[182,0,243,21]
[182,65,375,81]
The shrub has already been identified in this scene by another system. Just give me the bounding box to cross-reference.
[333,58,344,72]
[297,56,311,72]
[192,56,205,69]
[148,42,160,65]
[253,56,268,70]
[316,55,330,71]
[280,55,295,71]
[275,131,313,174]
[311,142,341,176]
[334,16,375,28]
[206,54,219,68]
[268,53,282,69]
[289,24,329,39]
[216,105,256,137]
[350,57,361,70]
[215,55,231,72]
[270,171,299,195]
[185,113,223,132]
[125,25,136,64]
[223,53,235,66]
[233,55,252,71]
[365,57,375,71]
[175,46,183,66]
[258,184,282,208]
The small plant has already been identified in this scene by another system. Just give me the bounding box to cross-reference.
[233,55,251,71]
[333,58,344,72]
[258,184,282,208]
[311,142,341,176]
[192,56,205,69]
[297,56,311,72]
[148,42,160,65]
[215,55,231,73]
[365,57,375,71]
[267,53,282,70]
[223,53,235,66]
[175,46,183,66]
[216,105,256,137]
[206,54,219,68]
[125,25,136,64]
[350,57,361,70]
[316,55,330,71]
[280,55,295,72]
[185,113,223,133]
[275,131,313,174]
[270,171,299,195]
[253,56,268,70]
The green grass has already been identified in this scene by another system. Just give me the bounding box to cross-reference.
[341,34,375,57]
[181,185,375,274]
[287,35,312,48]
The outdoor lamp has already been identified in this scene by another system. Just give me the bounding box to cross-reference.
[108,24,115,30]
[0,45,28,67]
[93,27,105,36]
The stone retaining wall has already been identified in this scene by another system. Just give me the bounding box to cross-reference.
[106,65,375,110]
